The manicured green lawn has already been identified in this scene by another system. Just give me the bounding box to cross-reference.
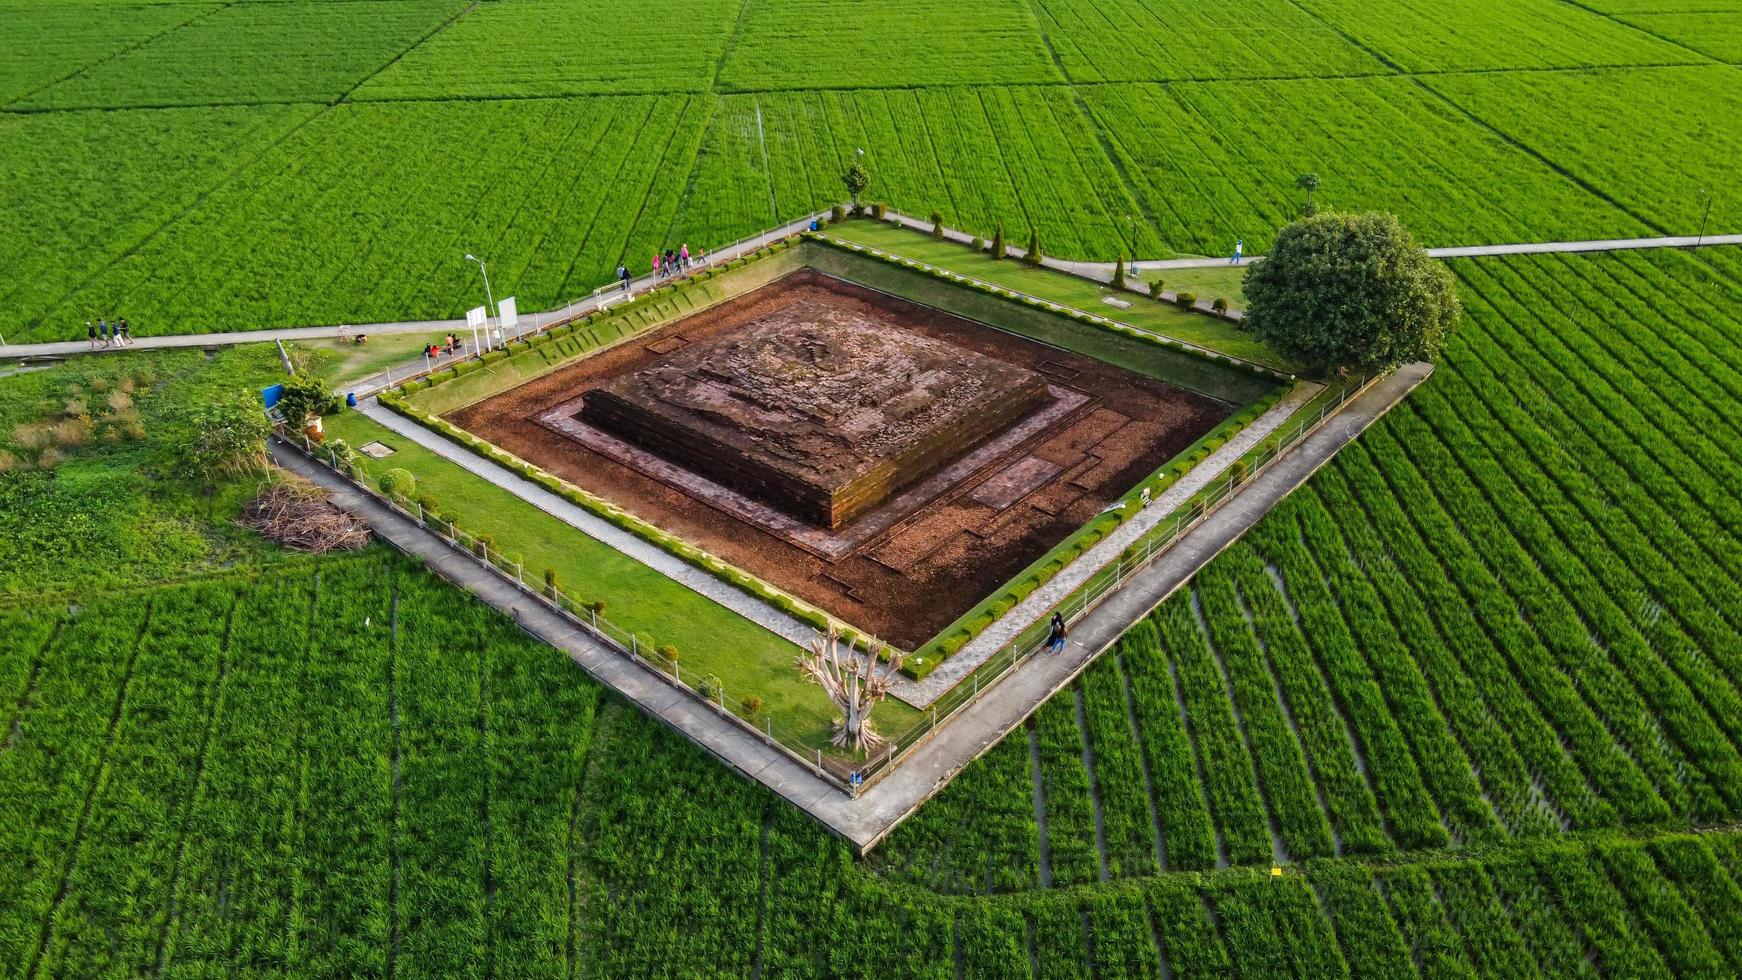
[291,332,449,389]
[323,410,922,751]
[822,220,1295,371]
[1139,259,1251,307]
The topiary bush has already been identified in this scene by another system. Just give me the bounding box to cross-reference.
[930,211,945,239]
[1148,280,1165,299]
[378,468,416,500]
[1212,296,1229,313]
[1175,291,1198,307]
[830,204,846,223]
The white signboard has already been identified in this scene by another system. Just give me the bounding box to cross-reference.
[497,296,518,334]
[466,305,488,332]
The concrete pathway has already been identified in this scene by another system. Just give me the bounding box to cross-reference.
[844,361,1433,851]
[1069,232,1742,274]
[269,437,861,838]
[0,211,830,359]
[896,380,1321,707]
[355,397,820,649]
[274,362,1429,852]
[8,218,1734,361]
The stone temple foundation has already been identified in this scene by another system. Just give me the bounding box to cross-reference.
[582,299,1048,528]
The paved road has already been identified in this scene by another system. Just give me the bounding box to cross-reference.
[4,223,1735,361]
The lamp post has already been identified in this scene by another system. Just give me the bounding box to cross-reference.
[464,253,496,351]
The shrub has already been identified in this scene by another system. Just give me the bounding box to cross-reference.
[830,204,845,223]
[474,533,495,558]
[971,237,983,251]
[1149,280,1165,299]
[374,466,411,497]
[1112,255,1126,289]
[543,567,559,595]
[739,695,764,719]
[588,599,607,617]
[991,222,1006,259]
[1212,296,1229,313]
[1022,227,1043,266]
[930,210,945,239]
[657,644,679,662]
[0,449,20,473]
[1175,291,1198,307]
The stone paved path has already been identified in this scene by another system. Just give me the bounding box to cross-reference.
[356,397,821,649]
[894,379,1322,707]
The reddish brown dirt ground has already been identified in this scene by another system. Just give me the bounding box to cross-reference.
[450,271,1232,649]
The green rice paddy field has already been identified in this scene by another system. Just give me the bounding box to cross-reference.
[5,1,1742,975]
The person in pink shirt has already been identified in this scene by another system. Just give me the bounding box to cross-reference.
[680,243,691,271]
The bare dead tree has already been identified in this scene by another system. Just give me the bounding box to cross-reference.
[797,626,904,752]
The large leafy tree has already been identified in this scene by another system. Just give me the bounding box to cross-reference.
[1243,212,1459,375]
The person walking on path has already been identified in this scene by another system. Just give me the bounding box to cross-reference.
[1046,612,1068,654]
[1230,238,1244,265]
[617,263,632,293]
[680,243,691,271]
[99,319,111,347]
[86,321,97,349]
[652,252,662,280]
[117,318,130,346]
[664,248,677,278]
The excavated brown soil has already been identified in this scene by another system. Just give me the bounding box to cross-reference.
[451,271,1232,648]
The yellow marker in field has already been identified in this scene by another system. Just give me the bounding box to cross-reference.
[1271,865,1284,878]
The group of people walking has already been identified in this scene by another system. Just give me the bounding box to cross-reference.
[424,333,465,360]
[616,244,705,293]
[86,317,131,348]
[654,244,697,280]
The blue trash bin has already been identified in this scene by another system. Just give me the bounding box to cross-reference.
[345,391,357,408]
[809,220,820,231]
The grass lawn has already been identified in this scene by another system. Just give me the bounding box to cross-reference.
[1140,259,1251,307]
[290,332,450,389]
[322,409,924,751]
[823,220,1293,371]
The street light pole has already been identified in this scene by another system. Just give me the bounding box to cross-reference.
[465,253,497,351]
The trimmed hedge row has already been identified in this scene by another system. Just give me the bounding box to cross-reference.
[902,383,1290,679]
[387,232,1288,682]
[373,391,873,646]
[396,236,808,412]
[805,233,1289,384]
